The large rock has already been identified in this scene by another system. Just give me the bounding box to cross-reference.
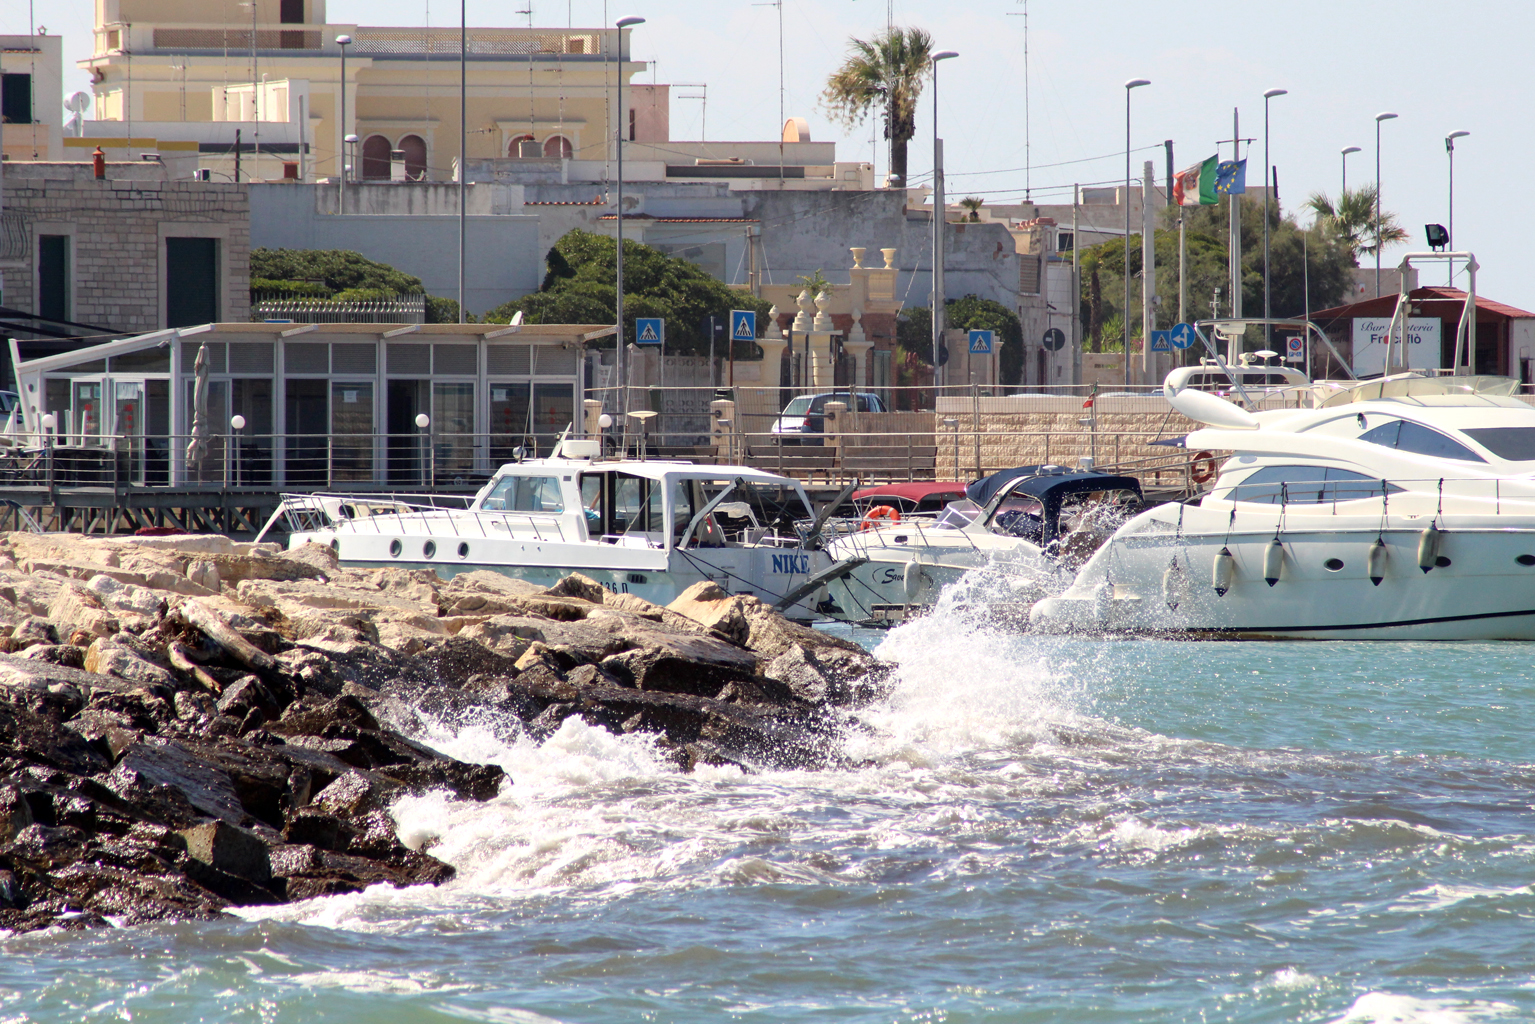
[47,582,118,641]
[666,581,751,645]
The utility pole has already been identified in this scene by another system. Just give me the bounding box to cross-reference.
[1140,160,1156,385]
[1072,183,1081,387]
[1230,107,1241,319]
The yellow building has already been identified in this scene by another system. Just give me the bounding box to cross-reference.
[79,0,643,182]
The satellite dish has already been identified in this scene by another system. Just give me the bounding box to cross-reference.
[64,92,92,115]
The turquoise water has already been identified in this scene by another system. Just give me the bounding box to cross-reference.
[7,599,1535,1023]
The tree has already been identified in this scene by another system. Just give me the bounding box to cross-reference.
[896,296,1023,384]
[249,248,472,323]
[820,26,933,187]
[959,197,984,222]
[1304,185,1407,262]
[793,270,833,295]
[481,230,772,354]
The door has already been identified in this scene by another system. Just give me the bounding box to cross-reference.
[285,379,327,485]
[166,237,219,328]
[387,379,427,484]
[332,381,375,483]
[432,382,475,482]
[113,380,144,483]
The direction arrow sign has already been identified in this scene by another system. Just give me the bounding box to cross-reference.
[1149,329,1173,352]
[635,317,664,345]
[968,329,993,354]
[730,309,756,342]
[1170,322,1195,350]
[1042,326,1066,352]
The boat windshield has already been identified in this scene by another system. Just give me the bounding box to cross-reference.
[479,474,566,513]
[932,499,982,530]
[1463,427,1535,462]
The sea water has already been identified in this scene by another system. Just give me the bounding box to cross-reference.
[6,586,1535,1024]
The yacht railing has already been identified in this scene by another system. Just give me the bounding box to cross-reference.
[275,491,574,543]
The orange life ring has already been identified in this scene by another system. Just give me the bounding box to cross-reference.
[860,504,901,531]
[1190,450,1218,484]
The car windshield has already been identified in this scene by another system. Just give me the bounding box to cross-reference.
[781,397,813,416]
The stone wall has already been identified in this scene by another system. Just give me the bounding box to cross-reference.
[1,163,250,334]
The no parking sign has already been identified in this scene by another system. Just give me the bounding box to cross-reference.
[1285,335,1304,363]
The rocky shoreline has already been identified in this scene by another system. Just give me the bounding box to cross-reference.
[0,532,890,933]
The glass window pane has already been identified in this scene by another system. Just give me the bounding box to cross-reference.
[1396,421,1484,462]
[489,382,530,466]
[331,381,374,483]
[530,382,573,457]
[1462,427,1535,462]
[432,382,475,478]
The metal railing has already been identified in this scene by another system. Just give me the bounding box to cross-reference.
[252,294,427,325]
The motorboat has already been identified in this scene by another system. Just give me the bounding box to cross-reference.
[819,468,1144,624]
[1033,255,1535,639]
[261,437,836,619]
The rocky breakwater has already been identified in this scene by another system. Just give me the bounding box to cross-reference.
[0,531,889,933]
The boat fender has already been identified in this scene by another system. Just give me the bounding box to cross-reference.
[1162,556,1190,610]
[1367,537,1388,586]
[1263,537,1285,587]
[1093,580,1114,625]
[1212,546,1235,597]
[1417,524,1442,573]
[903,559,930,601]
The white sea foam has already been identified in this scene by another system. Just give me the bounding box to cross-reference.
[1328,991,1521,1023]
[1390,883,1535,913]
[1261,967,1321,992]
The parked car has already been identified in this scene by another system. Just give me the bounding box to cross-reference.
[770,392,886,445]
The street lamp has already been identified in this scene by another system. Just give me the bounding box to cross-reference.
[228,414,246,489]
[343,133,358,190]
[415,412,431,485]
[614,15,645,420]
[1374,111,1398,297]
[336,35,351,205]
[1262,88,1287,341]
[1341,145,1361,201]
[1124,77,1150,389]
[930,49,959,396]
[1446,130,1470,282]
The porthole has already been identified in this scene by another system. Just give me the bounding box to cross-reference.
[458,542,470,558]
[1517,554,1535,567]
[627,573,647,584]
[1435,555,1452,568]
[389,539,403,558]
[423,540,437,559]
[1324,558,1345,572]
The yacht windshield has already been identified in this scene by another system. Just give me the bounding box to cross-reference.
[1463,427,1535,462]
[1359,419,1486,462]
[1225,465,1403,504]
[480,475,565,513]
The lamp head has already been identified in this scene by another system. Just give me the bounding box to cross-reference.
[1263,87,1288,99]
[1446,130,1470,150]
[344,133,358,144]
[1125,78,1151,90]
[1342,145,1362,155]
[230,414,246,431]
[1425,223,1449,251]
[335,34,351,46]
[598,413,613,429]
[1375,111,1398,122]
[415,413,430,429]
[933,50,959,64]
[616,15,645,28]
[40,413,56,431]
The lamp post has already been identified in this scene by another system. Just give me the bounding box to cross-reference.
[41,412,56,493]
[930,49,958,399]
[343,134,358,196]
[1374,111,1398,297]
[614,16,645,421]
[1446,130,1470,283]
[1123,77,1150,389]
[228,414,246,489]
[415,412,431,485]
[1340,145,1360,202]
[1262,88,1286,342]
[336,34,351,203]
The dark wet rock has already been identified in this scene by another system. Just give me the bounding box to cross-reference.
[181,820,271,883]
[764,644,893,707]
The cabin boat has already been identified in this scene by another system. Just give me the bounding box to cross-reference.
[263,438,834,618]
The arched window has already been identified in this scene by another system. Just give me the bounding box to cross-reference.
[360,134,392,180]
[542,135,572,159]
[399,134,428,180]
[507,134,535,158]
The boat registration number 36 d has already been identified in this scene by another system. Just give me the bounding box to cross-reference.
[772,554,811,574]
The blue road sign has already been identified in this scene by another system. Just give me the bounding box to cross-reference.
[730,309,756,342]
[968,329,994,354]
[635,317,664,345]
[1170,322,1195,350]
[1149,329,1173,352]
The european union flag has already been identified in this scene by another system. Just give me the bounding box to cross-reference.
[1215,159,1247,195]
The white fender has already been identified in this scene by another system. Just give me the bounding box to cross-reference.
[1417,525,1442,573]
[1263,537,1285,587]
[1367,537,1388,586]
[1212,546,1235,597]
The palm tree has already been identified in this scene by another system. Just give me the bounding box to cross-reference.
[821,26,934,188]
[959,197,984,222]
[1304,185,1407,263]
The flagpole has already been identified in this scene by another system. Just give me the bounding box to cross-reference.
[1230,107,1241,323]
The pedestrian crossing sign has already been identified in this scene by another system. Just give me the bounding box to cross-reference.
[730,310,756,341]
[636,318,664,345]
[968,329,993,354]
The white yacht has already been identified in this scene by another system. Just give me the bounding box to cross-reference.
[1031,374,1535,639]
[819,469,1144,623]
[262,438,836,618]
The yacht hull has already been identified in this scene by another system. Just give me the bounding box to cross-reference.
[1033,520,1535,640]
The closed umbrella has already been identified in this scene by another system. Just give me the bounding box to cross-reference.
[185,342,209,474]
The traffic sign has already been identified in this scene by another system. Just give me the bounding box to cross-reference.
[1285,335,1304,363]
[635,317,664,345]
[968,329,993,354]
[1170,322,1195,350]
[1042,326,1066,352]
[1149,330,1173,352]
[730,309,756,342]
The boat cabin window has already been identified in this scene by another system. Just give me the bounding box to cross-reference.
[989,495,1046,540]
[1358,419,1486,462]
[578,471,664,540]
[480,475,565,513]
[1186,371,1293,389]
[1463,427,1535,462]
[1223,465,1402,505]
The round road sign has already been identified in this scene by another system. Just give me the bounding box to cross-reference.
[1042,327,1066,352]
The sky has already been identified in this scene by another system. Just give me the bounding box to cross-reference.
[7,0,1530,308]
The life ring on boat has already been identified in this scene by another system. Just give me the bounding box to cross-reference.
[860,505,901,531]
[1189,450,1218,484]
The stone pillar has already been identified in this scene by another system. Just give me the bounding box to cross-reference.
[710,399,736,461]
[845,308,872,388]
[809,290,837,390]
[823,400,847,462]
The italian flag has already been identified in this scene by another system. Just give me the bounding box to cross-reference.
[1173,155,1219,207]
